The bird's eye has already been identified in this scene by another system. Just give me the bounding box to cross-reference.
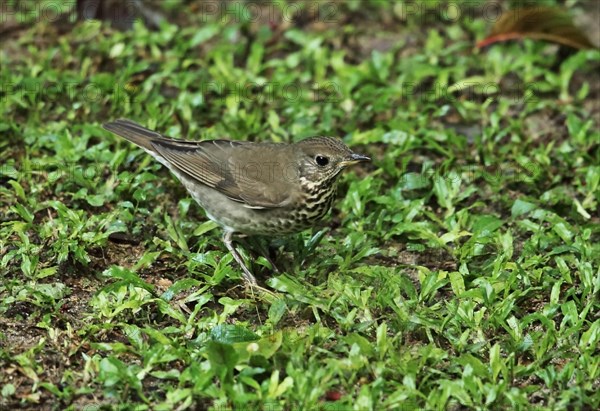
[315,155,329,167]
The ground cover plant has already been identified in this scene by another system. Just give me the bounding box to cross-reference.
[1,0,599,409]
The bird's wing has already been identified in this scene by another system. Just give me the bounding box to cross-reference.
[152,139,298,209]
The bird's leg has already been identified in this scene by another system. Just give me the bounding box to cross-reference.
[222,231,257,285]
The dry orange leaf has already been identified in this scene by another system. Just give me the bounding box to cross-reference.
[477,7,597,50]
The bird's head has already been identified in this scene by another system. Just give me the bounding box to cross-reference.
[295,137,370,185]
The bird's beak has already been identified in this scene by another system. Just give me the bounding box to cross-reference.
[340,153,370,167]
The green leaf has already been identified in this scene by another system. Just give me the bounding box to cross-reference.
[8,180,27,203]
[206,341,238,383]
[102,266,154,292]
[86,194,105,207]
[511,199,537,218]
[267,299,287,326]
[449,271,466,296]
[190,25,219,46]
[553,222,574,243]
[109,43,125,58]
[1,383,15,397]
[210,324,260,344]
[160,278,202,302]
[472,215,503,236]
[253,331,283,359]
[400,172,431,192]
[192,220,218,237]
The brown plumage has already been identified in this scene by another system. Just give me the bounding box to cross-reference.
[103,119,370,284]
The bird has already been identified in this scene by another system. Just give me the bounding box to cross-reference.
[102,119,370,285]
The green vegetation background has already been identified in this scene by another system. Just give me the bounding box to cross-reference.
[0,0,598,409]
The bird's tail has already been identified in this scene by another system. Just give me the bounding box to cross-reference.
[102,119,164,151]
